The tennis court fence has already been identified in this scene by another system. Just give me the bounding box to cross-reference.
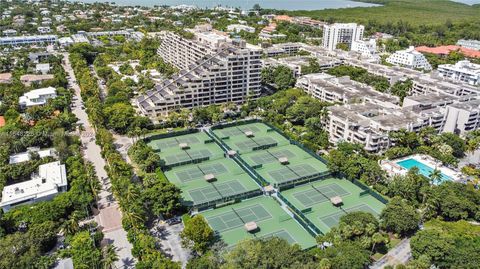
[276,193,322,236]
[275,171,331,191]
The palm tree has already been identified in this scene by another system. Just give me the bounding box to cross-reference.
[62,217,80,236]
[371,232,386,252]
[429,168,442,185]
[102,245,119,269]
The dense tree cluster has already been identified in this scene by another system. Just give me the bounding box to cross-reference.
[261,65,296,90]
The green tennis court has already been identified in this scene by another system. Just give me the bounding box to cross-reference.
[201,196,317,249]
[319,204,380,228]
[219,125,261,138]
[207,204,272,232]
[293,183,351,208]
[234,137,279,152]
[260,230,296,244]
[267,163,322,183]
[188,180,247,205]
[249,149,297,165]
[280,177,386,234]
[175,163,229,183]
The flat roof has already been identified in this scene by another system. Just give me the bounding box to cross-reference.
[0,161,67,207]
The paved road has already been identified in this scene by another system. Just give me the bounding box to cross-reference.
[370,238,412,269]
[62,53,135,268]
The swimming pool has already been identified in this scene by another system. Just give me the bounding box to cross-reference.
[396,158,452,184]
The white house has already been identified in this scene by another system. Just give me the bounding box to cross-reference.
[386,46,432,70]
[227,24,256,33]
[0,161,67,212]
[437,60,480,86]
[35,63,50,74]
[19,87,57,108]
[9,147,56,164]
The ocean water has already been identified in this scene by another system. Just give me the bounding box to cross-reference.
[77,0,380,10]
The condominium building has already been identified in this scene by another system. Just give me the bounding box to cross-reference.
[264,56,340,78]
[438,60,480,86]
[263,42,303,57]
[322,23,364,51]
[135,27,262,118]
[296,73,399,106]
[386,46,432,70]
[0,161,67,212]
[457,39,480,51]
[19,87,57,108]
[351,39,377,58]
[326,102,445,152]
[444,99,480,134]
[0,35,57,46]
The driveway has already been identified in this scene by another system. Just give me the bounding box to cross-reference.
[370,238,412,269]
[151,220,191,268]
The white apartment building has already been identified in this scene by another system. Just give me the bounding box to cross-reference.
[0,161,67,212]
[443,99,480,134]
[456,39,480,51]
[0,34,57,46]
[227,24,255,33]
[322,23,364,51]
[438,60,480,86]
[351,39,377,58]
[135,27,262,118]
[19,86,57,108]
[296,73,399,106]
[386,46,432,71]
[326,102,445,152]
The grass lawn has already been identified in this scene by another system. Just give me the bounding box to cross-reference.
[288,0,480,26]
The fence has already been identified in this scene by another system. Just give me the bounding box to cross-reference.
[351,179,389,204]
[277,192,322,236]
[276,171,332,191]
[144,128,198,142]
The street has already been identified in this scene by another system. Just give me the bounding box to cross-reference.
[61,53,135,268]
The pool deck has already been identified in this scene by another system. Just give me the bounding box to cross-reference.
[381,154,465,183]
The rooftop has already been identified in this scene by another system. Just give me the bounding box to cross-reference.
[0,161,67,208]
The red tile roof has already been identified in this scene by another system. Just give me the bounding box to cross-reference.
[415,45,480,58]
[0,116,5,127]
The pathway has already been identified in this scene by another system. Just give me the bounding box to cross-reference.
[61,53,135,269]
[370,238,412,269]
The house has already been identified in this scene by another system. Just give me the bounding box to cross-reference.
[35,63,50,74]
[0,161,67,212]
[19,87,57,108]
[9,147,56,164]
[0,73,12,84]
[20,74,55,86]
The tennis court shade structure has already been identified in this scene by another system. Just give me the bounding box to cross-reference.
[201,196,317,249]
[147,132,224,169]
[212,123,330,189]
[280,177,386,234]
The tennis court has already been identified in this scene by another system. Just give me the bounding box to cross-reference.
[280,177,386,234]
[319,204,380,228]
[164,157,261,208]
[293,183,351,208]
[201,196,317,249]
[213,122,289,154]
[147,132,224,169]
